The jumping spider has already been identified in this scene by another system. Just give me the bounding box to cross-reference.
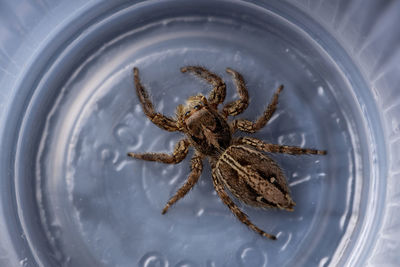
[128,66,326,240]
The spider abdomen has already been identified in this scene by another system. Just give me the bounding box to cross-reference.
[214,145,295,211]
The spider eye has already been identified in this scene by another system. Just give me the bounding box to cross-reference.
[184,111,191,117]
[194,105,201,110]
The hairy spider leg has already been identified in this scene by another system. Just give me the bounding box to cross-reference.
[134,67,180,132]
[236,137,327,155]
[232,85,283,133]
[212,167,277,240]
[181,66,226,107]
[222,68,249,117]
[127,139,191,164]
[162,153,204,214]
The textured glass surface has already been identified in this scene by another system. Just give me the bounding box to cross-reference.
[0,0,399,266]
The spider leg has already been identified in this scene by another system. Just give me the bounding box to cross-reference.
[134,67,180,132]
[211,168,277,240]
[181,66,226,107]
[162,152,204,214]
[222,68,249,117]
[231,85,283,133]
[236,137,327,155]
[127,139,190,164]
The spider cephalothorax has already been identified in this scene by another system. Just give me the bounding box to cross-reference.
[128,66,326,240]
[176,95,231,156]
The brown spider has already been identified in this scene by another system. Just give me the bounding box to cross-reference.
[128,66,326,240]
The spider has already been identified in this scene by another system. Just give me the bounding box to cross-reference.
[128,66,326,240]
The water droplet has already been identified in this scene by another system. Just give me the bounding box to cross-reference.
[175,260,198,267]
[114,124,137,145]
[318,86,324,96]
[19,258,28,267]
[237,245,266,266]
[391,116,400,134]
[280,232,293,252]
[100,147,114,162]
[138,252,168,267]
[196,208,205,217]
